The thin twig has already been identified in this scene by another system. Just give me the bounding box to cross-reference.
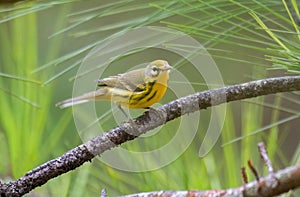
[258,142,274,174]
[1,76,300,196]
[241,167,248,184]
[258,142,279,193]
[100,188,107,197]
[248,160,260,182]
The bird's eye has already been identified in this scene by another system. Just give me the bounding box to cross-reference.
[151,66,159,77]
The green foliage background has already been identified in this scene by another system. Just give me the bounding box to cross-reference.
[0,0,299,196]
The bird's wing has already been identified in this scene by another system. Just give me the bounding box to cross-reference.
[97,75,120,87]
[97,68,146,92]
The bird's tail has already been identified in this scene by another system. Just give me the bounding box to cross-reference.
[56,89,106,109]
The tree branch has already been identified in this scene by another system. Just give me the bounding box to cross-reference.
[1,76,300,196]
[121,142,300,197]
[120,164,300,197]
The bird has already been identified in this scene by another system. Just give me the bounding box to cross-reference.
[56,60,172,114]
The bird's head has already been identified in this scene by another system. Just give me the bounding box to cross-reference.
[145,60,172,79]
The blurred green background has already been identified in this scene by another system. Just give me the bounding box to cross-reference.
[0,0,299,196]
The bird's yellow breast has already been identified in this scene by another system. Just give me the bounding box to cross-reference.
[120,71,169,109]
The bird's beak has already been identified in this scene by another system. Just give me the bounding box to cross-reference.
[164,64,173,71]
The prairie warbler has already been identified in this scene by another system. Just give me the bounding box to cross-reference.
[56,60,172,112]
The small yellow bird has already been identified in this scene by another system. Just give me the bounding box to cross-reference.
[56,60,172,112]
